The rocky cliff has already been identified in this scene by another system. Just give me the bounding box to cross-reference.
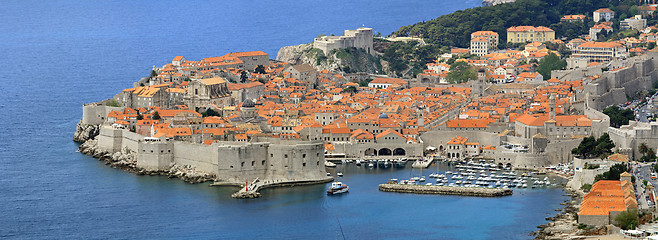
[73,121,100,142]
[482,0,515,6]
[276,43,382,74]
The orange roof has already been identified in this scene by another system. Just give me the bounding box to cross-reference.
[594,8,614,13]
[370,78,408,85]
[375,129,404,140]
[447,136,468,145]
[577,41,621,48]
[507,26,554,32]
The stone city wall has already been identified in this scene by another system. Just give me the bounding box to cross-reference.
[82,101,124,125]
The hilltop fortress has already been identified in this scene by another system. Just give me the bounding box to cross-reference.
[313,27,374,55]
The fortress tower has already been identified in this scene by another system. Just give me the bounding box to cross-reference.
[313,27,374,56]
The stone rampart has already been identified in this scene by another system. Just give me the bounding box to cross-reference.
[378,184,512,197]
[82,101,124,125]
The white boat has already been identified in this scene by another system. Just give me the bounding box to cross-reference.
[325,161,336,167]
[327,182,349,195]
[337,172,343,177]
[368,163,374,168]
[419,177,426,182]
[425,183,433,186]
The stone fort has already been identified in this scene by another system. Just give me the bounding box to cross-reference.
[313,27,374,55]
[95,125,329,185]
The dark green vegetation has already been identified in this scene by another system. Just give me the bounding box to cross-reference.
[446,61,476,83]
[615,209,639,230]
[572,133,615,159]
[536,53,566,80]
[332,48,382,74]
[378,0,645,77]
[581,183,592,191]
[594,163,630,182]
[639,143,657,162]
[254,65,266,74]
[603,106,635,128]
[381,41,438,77]
[393,0,612,47]
[106,99,120,107]
[202,108,221,117]
[152,111,161,120]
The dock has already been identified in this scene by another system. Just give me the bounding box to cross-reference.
[411,158,434,168]
[378,184,513,197]
[229,177,334,199]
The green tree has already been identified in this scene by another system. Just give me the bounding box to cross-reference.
[254,65,266,74]
[184,77,191,82]
[240,71,248,83]
[595,163,630,182]
[640,143,649,156]
[342,86,357,93]
[202,108,221,117]
[603,106,635,127]
[152,111,161,120]
[446,61,476,84]
[614,209,639,230]
[136,113,144,120]
[592,133,615,159]
[536,53,566,80]
[572,136,597,158]
[150,70,157,77]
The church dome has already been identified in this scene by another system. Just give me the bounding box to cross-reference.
[379,113,389,119]
[242,99,255,108]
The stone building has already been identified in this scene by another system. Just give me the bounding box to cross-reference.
[113,84,171,109]
[572,41,628,63]
[608,121,658,160]
[506,26,555,43]
[313,27,374,55]
[470,31,499,56]
[593,8,615,22]
[184,77,232,109]
[228,51,269,71]
[228,81,265,103]
[620,15,647,30]
[284,64,317,86]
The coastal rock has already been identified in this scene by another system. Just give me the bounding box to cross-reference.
[77,138,214,184]
[276,43,382,74]
[73,121,100,142]
[482,0,515,6]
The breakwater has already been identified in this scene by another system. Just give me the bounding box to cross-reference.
[378,184,513,197]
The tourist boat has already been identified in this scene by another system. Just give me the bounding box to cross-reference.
[327,182,349,195]
[387,178,398,184]
[337,172,343,177]
[325,161,336,167]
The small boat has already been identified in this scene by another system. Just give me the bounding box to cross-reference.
[326,172,331,176]
[337,172,343,177]
[419,177,426,182]
[327,182,349,195]
[368,163,374,168]
[387,179,398,184]
[325,161,336,167]
[356,160,362,166]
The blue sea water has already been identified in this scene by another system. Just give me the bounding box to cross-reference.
[0,0,570,239]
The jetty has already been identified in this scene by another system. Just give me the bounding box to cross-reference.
[378,184,513,197]
[411,158,433,168]
[229,177,334,199]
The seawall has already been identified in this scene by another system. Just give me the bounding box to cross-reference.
[378,184,513,197]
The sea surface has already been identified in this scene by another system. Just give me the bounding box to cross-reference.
[0,0,569,239]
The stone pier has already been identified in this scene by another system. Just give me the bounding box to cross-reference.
[378,184,513,197]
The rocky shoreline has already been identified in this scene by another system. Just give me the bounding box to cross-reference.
[533,186,584,239]
[74,122,215,184]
